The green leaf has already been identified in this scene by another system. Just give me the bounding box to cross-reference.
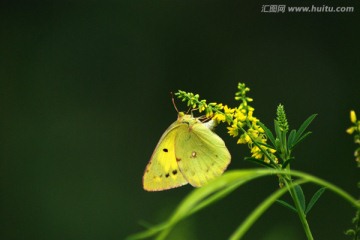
[287,129,296,149]
[127,170,274,240]
[274,120,282,142]
[344,229,356,236]
[276,200,297,213]
[258,121,276,147]
[294,114,317,144]
[229,179,308,240]
[293,131,312,147]
[305,187,326,215]
[294,185,306,213]
[281,157,295,169]
[256,141,275,150]
[128,168,360,240]
[244,157,273,168]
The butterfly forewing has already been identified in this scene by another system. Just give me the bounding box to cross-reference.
[143,121,188,191]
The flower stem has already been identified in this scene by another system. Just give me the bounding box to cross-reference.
[284,177,314,240]
[229,179,308,240]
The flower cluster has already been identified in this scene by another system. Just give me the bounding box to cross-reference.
[346,110,360,167]
[175,83,276,163]
[276,104,289,132]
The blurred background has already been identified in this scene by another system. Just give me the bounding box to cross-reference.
[1,1,359,239]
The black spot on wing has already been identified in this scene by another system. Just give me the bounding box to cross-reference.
[172,169,178,175]
[163,148,168,152]
[165,173,170,178]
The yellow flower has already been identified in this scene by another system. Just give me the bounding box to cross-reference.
[246,97,253,102]
[347,127,355,135]
[212,113,226,123]
[223,105,235,114]
[268,148,277,154]
[205,108,214,118]
[199,104,207,113]
[350,110,357,123]
[250,146,263,159]
[248,109,255,122]
[237,133,251,144]
[227,119,239,137]
[209,102,223,110]
[237,137,247,144]
[252,123,264,133]
[248,128,261,140]
[234,109,246,122]
[222,105,235,124]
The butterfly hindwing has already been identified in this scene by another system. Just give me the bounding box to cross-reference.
[175,118,231,187]
[143,121,188,191]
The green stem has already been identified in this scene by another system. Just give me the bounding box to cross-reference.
[127,169,359,240]
[282,169,359,208]
[281,131,288,159]
[284,177,314,240]
[240,124,279,167]
[229,179,308,239]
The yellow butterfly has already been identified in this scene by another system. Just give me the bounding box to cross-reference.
[143,112,231,191]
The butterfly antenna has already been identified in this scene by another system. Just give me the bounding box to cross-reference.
[170,92,179,113]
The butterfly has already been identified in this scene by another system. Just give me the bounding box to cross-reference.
[143,112,231,191]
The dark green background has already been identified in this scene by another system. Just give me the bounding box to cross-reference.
[1,1,359,239]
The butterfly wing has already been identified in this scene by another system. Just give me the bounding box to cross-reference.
[143,121,188,191]
[175,120,231,187]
